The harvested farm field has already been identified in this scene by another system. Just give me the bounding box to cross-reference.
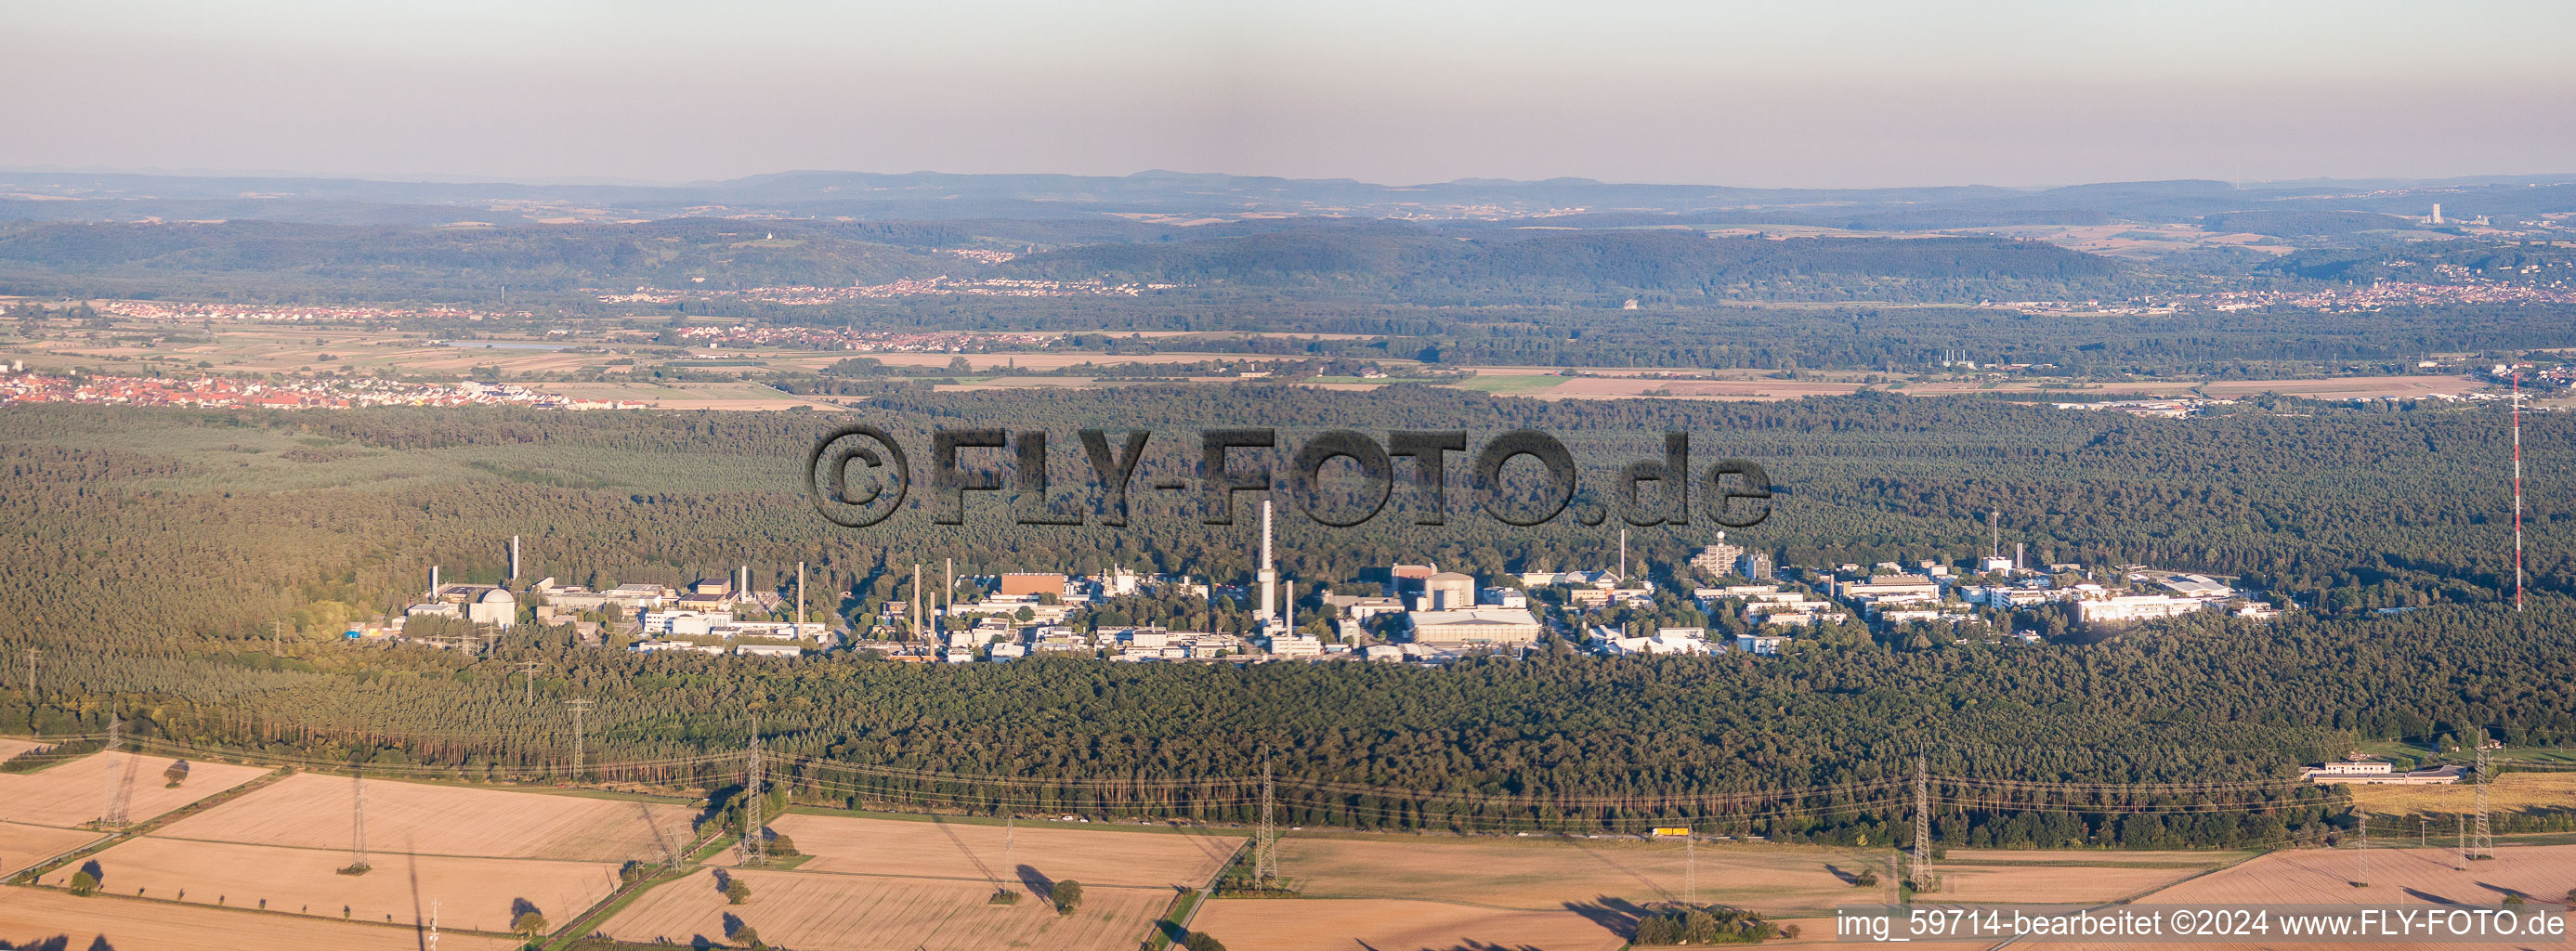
[0,884,524,951]
[153,772,697,863]
[2346,770,2576,815]
[0,751,271,827]
[2143,843,2576,905]
[1187,897,1628,951]
[714,813,1240,889]
[602,866,1173,951]
[1279,834,1879,916]
[32,835,620,933]
[1931,861,2215,904]
[0,820,103,877]
[1930,848,2246,904]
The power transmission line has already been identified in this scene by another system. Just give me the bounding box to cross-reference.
[519,661,538,705]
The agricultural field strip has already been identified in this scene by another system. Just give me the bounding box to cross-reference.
[0,885,530,951]
[710,862,1192,891]
[135,829,651,865]
[600,866,1170,951]
[151,771,700,862]
[0,821,106,878]
[1938,858,2229,868]
[32,837,621,935]
[0,751,275,829]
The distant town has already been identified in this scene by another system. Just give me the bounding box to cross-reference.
[0,365,642,410]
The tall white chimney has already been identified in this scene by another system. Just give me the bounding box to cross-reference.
[1284,580,1294,637]
[510,535,521,580]
[429,565,439,597]
[738,565,749,596]
[796,561,805,628]
[1257,499,1278,625]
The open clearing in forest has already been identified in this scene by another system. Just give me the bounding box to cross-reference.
[1189,897,1628,951]
[154,771,698,864]
[712,812,1240,889]
[1277,834,1884,916]
[31,835,619,933]
[0,751,270,827]
[603,866,1172,951]
[0,884,523,951]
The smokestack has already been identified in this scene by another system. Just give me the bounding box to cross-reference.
[510,535,521,581]
[738,565,749,596]
[796,562,805,628]
[429,565,439,598]
[1258,499,1278,624]
[2014,542,2026,573]
[1284,580,1294,638]
[1619,528,1628,581]
[911,563,922,642]
[1988,511,2000,559]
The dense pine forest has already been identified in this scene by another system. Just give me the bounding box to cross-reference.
[0,386,2569,845]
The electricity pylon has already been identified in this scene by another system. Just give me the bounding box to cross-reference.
[565,698,591,782]
[99,712,132,827]
[2470,747,2493,860]
[349,772,371,872]
[740,732,768,867]
[1911,757,1938,892]
[1255,760,1278,885]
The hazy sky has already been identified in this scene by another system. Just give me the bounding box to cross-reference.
[5,0,2571,188]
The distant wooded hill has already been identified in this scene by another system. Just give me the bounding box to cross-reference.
[1001,226,2125,293]
[0,218,2125,302]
